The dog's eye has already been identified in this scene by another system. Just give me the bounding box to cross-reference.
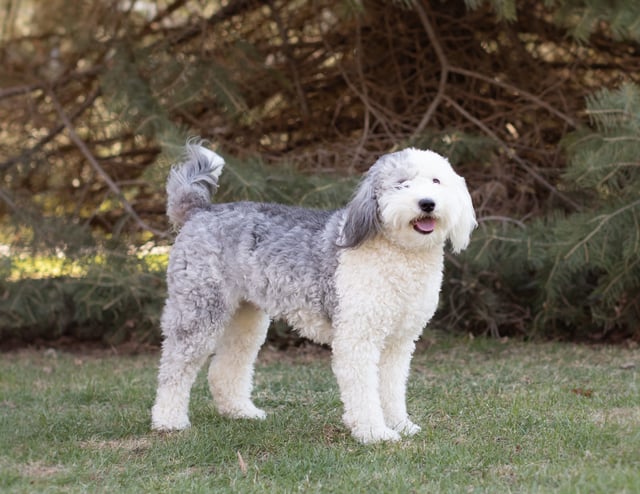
[432,178,441,184]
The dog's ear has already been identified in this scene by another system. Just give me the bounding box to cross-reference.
[448,176,477,253]
[338,172,381,248]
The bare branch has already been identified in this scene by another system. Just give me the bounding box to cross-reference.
[0,66,102,102]
[0,82,42,100]
[0,187,18,213]
[267,0,310,120]
[443,95,582,212]
[0,87,101,173]
[411,0,449,138]
[48,89,168,238]
[449,66,577,128]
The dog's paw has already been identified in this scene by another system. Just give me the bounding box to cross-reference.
[235,406,267,420]
[151,407,191,431]
[218,402,267,420]
[393,419,421,436]
[351,426,401,444]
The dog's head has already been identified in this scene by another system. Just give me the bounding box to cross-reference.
[339,148,477,252]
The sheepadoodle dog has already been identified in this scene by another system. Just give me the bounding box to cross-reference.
[151,142,476,444]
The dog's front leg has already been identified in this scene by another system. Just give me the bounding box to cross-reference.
[331,333,401,444]
[379,336,421,436]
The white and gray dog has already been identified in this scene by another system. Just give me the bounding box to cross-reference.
[151,143,476,443]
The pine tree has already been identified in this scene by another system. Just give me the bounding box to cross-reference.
[457,83,640,339]
[535,83,640,336]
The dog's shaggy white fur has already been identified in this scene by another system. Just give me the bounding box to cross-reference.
[151,143,476,443]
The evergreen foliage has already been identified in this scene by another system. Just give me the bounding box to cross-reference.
[0,251,165,345]
[535,83,640,336]
[467,0,640,41]
[1,0,639,343]
[449,83,640,340]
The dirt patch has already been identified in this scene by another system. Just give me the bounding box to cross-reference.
[0,335,159,356]
[79,437,152,453]
[258,343,330,365]
[591,407,640,428]
[18,461,67,479]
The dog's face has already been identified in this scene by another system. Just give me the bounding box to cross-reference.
[340,148,477,252]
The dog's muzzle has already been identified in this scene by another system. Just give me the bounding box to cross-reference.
[412,199,436,234]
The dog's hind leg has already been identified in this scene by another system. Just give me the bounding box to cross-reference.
[207,302,270,419]
[151,298,223,431]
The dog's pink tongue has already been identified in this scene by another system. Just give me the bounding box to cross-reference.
[414,218,435,233]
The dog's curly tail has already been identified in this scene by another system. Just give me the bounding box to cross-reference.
[166,141,225,229]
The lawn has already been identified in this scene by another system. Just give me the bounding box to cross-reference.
[1,335,638,493]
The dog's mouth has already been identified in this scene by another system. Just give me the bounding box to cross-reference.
[411,216,436,235]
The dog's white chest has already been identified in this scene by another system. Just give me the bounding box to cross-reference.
[334,237,444,338]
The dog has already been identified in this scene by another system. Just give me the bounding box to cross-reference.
[151,142,476,443]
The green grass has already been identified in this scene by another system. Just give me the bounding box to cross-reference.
[1,335,639,493]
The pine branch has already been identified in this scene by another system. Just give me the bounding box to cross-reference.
[563,198,640,260]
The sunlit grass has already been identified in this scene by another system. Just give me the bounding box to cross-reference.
[6,255,88,280]
[3,250,169,281]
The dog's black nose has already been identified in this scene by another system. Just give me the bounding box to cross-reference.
[418,198,435,213]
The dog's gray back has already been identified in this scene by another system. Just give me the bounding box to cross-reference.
[170,196,343,324]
